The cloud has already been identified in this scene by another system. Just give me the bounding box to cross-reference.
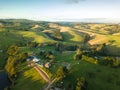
[65,0,86,4]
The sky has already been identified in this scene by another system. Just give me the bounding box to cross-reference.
[0,0,120,21]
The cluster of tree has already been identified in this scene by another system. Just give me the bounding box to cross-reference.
[96,44,106,54]
[0,19,52,32]
[27,41,38,48]
[73,44,120,67]
[55,42,64,53]
[74,48,83,60]
[7,45,18,56]
[56,66,68,80]
[73,47,98,64]
[5,56,18,78]
[27,42,50,48]
[89,43,107,56]
[103,25,120,34]
[82,55,98,64]
[55,42,78,53]
[63,44,78,51]
[83,34,90,43]
[98,57,120,67]
[1,22,32,31]
[19,53,28,62]
[76,77,87,90]
[0,21,14,27]
[14,25,32,31]
[5,45,28,85]
[5,45,19,84]
[44,29,63,41]
[39,50,55,62]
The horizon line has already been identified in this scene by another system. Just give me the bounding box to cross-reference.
[0,18,120,23]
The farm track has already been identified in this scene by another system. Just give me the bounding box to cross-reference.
[33,64,50,83]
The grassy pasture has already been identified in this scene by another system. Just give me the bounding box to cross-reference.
[0,31,26,48]
[17,31,54,43]
[62,30,84,43]
[1,21,120,90]
[64,60,120,90]
[12,63,46,90]
[48,49,120,90]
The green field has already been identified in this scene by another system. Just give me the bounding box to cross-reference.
[17,31,54,43]
[62,30,84,43]
[12,63,46,90]
[65,61,120,90]
[47,49,120,90]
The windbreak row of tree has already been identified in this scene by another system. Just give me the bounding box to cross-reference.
[5,45,28,88]
[98,57,120,67]
[53,64,87,90]
[73,44,120,68]
[26,41,78,52]
[0,19,50,31]
[55,65,87,90]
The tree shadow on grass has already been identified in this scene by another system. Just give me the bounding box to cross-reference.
[105,45,120,56]
[61,31,83,43]
[13,76,46,90]
[13,63,47,90]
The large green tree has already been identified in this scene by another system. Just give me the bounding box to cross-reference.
[5,56,17,78]
[74,48,83,60]
[7,45,18,56]
[76,77,86,90]
[56,66,66,80]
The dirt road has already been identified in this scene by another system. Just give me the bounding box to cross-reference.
[33,64,50,83]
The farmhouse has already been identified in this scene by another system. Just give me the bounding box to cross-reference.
[45,62,51,68]
[27,56,40,62]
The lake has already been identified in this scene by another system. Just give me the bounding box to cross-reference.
[0,71,11,90]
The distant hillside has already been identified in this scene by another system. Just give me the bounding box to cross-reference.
[51,18,120,23]
[0,19,120,55]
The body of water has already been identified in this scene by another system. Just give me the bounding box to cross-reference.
[0,71,11,90]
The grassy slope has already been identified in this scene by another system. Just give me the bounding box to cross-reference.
[77,27,120,47]
[1,22,120,90]
[107,35,120,47]
[0,29,48,89]
[12,63,46,90]
[12,30,58,89]
[53,51,120,90]
[17,31,54,43]
[0,30,25,48]
[0,30,27,69]
[16,28,120,89]
[11,31,55,89]
[92,32,120,55]
[62,30,84,43]
[89,34,108,45]
[89,29,120,47]
[76,28,120,55]
[65,60,120,90]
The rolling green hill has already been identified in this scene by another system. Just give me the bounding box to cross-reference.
[1,20,120,90]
